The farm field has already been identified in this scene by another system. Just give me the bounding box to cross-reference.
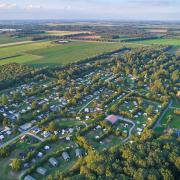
[0,41,53,58]
[0,34,30,45]
[132,38,180,46]
[46,30,91,36]
[0,41,123,67]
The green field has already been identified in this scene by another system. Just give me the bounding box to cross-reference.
[0,34,29,44]
[0,41,122,67]
[0,41,53,58]
[161,108,180,129]
[132,38,180,46]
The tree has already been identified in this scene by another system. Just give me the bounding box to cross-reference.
[1,95,8,105]
[109,105,118,114]
[42,103,49,112]
[171,70,179,82]
[167,115,173,125]
[0,147,9,157]
[137,97,143,106]
[13,91,21,101]
[11,159,21,171]
[146,105,153,116]
[47,122,58,132]
[2,118,9,127]
[12,125,18,135]
[31,100,38,110]
[160,168,173,180]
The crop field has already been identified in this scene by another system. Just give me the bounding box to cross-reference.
[0,41,122,67]
[0,41,53,58]
[0,34,29,44]
[46,30,91,36]
[132,38,180,46]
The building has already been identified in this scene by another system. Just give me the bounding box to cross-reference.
[75,148,83,158]
[104,115,120,125]
[24,175,36,180]
[62,152,70,161]
[36,167,47,176]
[20,123,32,131]
[48,157,58,167]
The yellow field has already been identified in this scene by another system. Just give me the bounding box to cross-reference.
[46,30,91,36]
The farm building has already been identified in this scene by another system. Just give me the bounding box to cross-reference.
[104,115,120,125]
[48,157,58,167]
[24,175,36,180]
[36,167,47,176]
[56,40,69,44]
[62,152,70,161]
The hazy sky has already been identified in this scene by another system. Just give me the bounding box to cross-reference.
[0,0,180,20]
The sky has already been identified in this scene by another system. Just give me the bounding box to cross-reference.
[0,0,180,21]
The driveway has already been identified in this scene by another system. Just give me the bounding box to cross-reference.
[117,115,136,143]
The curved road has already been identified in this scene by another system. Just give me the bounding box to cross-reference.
[117,115,136,143]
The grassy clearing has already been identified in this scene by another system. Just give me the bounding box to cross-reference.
[172,99,180,108]
[161,108,180,129]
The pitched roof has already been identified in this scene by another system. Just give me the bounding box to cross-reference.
[24,175,36,180]
[105,115,119,124]
[62,152,70,160]
[36,167,47,175]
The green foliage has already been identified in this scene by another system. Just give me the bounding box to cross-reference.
[11,159,22,171]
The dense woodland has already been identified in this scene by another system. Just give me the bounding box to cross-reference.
[47,133,180,180]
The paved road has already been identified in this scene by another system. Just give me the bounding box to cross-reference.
[80,121,88,127]
[27,132,44,142]
[153,99,173,129]
[78,98,96,114]
[0,125,42,148]
[117,116,136,143]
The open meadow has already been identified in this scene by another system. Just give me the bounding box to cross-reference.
[132,38,180,46]
[0,34,30,45]
[0,40,123,67]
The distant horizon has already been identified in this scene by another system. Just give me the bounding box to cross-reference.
[0,19,180,23]
[0,0,180,21]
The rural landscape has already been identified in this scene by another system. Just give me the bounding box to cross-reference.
[0,1,180,180]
